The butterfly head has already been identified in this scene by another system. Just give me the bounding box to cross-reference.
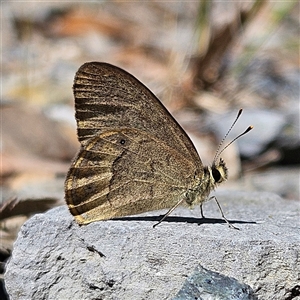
[210,158,228,185]
[187,158,228,206]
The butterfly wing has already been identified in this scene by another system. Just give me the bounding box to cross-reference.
[66,129,198,224]
[73,62,201,165]
[66,62,204,224]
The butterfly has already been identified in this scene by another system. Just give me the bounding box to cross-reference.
[65,62,252,227]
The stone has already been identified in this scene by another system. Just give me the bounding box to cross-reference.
[4,191,300,300]
[173,265,257,300]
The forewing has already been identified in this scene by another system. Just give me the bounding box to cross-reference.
[73,62,202,169]
[65,129,196,224]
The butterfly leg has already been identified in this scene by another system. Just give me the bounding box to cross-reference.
[210,196,239,230]
[200,203,205,218]
[153,198,185,228]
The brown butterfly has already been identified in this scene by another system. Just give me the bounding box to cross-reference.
[65,62,252,227]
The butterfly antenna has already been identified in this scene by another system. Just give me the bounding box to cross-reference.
[213,109,253,165]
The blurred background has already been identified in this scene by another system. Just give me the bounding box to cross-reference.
[1,1,299,297]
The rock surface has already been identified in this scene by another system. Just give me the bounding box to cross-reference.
[4,191,300,300]
[173,265,257,300]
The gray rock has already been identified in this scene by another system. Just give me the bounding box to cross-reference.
[173,265,257,300]
[4,191,300,300]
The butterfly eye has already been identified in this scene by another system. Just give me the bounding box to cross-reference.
[120,139,126,145]
[212,168,221,183]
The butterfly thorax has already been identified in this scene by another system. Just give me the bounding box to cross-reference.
[186,158,228,206]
